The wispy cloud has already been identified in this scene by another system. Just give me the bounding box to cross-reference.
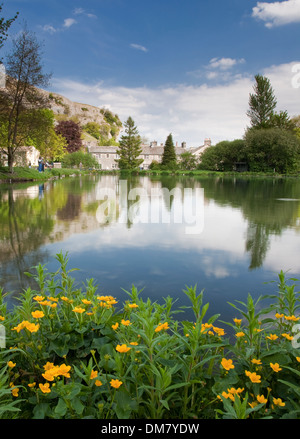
[73,7,97,19]
[130,44,148,53]
[63,18,77,29]
[252,0,300,28]
[188,57,246,82]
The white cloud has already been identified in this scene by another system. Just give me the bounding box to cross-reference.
[41,24,57,34]
[73,8,97,19]
[208,57,245,71]
[130,44,148,53]
[252,0,300,27]
[63,18,77,28]
[50,61,300,147]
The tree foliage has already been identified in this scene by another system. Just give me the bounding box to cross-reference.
[0,27,50,172]
[0,3,18,54]
[198,139,247,171]
[247,74,277,129]
[115,117,143,169]
[161,133,177,169]
[55,120,82,153]
[244,128,300,173]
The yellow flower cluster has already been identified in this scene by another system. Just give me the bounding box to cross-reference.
[97,295,118,308]
[41,362,71,382]
[12,320,40,333]
[155,322,169,333]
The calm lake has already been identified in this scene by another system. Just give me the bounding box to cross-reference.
[1,173,300,324]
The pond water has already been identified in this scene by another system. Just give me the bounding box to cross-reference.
[1,173,300,324]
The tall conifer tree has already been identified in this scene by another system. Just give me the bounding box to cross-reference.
[116,117,143,169]
[161,133,177,168]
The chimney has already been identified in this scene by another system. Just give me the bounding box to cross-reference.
[181,142,186,148]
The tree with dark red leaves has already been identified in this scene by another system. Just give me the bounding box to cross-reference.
[55,120,82,153]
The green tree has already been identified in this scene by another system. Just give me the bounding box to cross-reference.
[115,117,143,169]
[244,128,300,173]
[161,133,177,169]
[180,151,197,170]
[0,27,50,172]
[198,139,246,171]
[247,75,277,129]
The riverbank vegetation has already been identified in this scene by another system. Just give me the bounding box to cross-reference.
[0,252,299,419]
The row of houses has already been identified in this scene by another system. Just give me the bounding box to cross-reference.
[87,138,212,170]
[1,138,212,169]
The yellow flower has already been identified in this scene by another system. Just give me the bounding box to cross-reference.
[155,322,169,332]
[26,322,40,333]
[128,303,138,308]
[282,333,293,340]
[273,397,285,407]
[28,382,36,388]
[285,315,300,322]
[95,380,102,387]
[236,332,245,338]
[90,369,98,379]
[121,319,131,326]
[72,306,85,314]
[82,299,92,305]
[130,342,139,346]
[266,334,278,341]
[251,358,262,365]
[49,297,59,302]
[227,387,244,396]
[296,357,300,363]
[111,322,119,330]
[33,295,45,302]
[11,387,19,397]
[221,358,234,371]
[116,344,131,353]
[275,313,284,319]
[110,379,122,389]
[57,364,71,378]
[213,326,225,336]
[31,310,44,319]
[257,394,267,404]
[39,300,51,306]
[245,371,261,383]
[270,362,282,373]
[0,316,5,321]
[233,318,242,326]
[7,361,16,368]
[61,296,72,303]
[43,362,55,371]
[39,383,51,394]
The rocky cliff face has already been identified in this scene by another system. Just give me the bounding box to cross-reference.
[41,90,122,143]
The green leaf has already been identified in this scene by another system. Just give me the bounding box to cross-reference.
[54,398,67,417]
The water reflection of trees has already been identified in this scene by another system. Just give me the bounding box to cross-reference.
[192,176,300,269]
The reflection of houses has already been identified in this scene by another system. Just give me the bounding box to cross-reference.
[1,145,40,167]
[86,138,212,170]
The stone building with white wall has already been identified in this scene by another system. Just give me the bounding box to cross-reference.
[86,138,211,170]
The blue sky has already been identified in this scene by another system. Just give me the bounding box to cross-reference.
[2,0,300,146]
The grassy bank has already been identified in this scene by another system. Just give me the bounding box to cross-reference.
[0,166,90,183]
[0,252,300,419]
[1,166,300,182]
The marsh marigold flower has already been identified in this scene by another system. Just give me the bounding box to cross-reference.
[233,318,242,326]
[31,310,44,319]
[121,319,131,326]
[128,303,138,308]
[266,334,278,341]
[236,332,245,338]
[257,394,267,404]
[95,380,102,387]
[112,322,119,330]
[245,371,261,383]
[7,361,16,368]
[221,358,234,371]
[270,363,282,373]
[273,397,285,407]
[116,344,131,353]
[251,358,262,365]
[90,370,98,379]
[72,306,85,314]
[39,383,51,394]
[282,333,293,341]
[110,379,122,389]
[155,322,169,332]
